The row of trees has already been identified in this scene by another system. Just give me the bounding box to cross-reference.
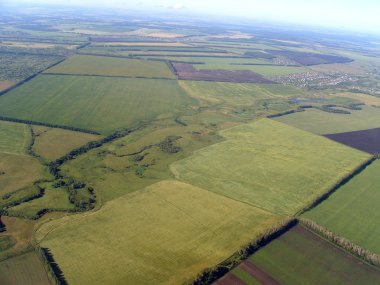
[300,219,380,267]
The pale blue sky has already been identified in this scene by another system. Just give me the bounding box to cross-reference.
[4,0,380,34]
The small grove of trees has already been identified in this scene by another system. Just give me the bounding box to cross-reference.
[300,219,380,267]
[157,136,182,154]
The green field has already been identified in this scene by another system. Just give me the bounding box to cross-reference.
[171,119,370,215]
[193,63,307,75]
[36,180,281,285]
[79,48,233,57]
[45,55,176,78]
[0,121,29,154]
[303,160,380,255]
[7,186,75,218]
[273,105,380,134]
[227,225,380,285]
[0,251,50,285]
[179,80,303,107]
[0,75,195,134]
[228,267,261,285]
[145,56,276,65]
[0,153,47,196]
[32,126,99,161]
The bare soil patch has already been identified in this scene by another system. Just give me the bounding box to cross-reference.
[0,81,15,92]
[325,127,380,154]
[214,274,247,285]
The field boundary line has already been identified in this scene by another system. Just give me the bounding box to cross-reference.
[300,219,380,269]
[296,156,376,216]
[41,73,176,80]
[187,218,297,285]
[0,57,66,97]
[77,51,257,59]
[0,116,101,135]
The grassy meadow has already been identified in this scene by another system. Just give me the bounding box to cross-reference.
[32,126,99,161]
[235,225,380,285]
[45,55,176,78]
[61,122,223,203]
[7,186,75,218]
[0,75,195,134]
[0,252,50,285]
[193,63,308,75]
[303,160,380,255]
[0,121,29,154]
[171,119,370,215]
[144,56,276,65]
[179,80,302,107]
[334,92,380,107]
[0,154,47,196]
[274,105,380,134]
[36,180,281,285]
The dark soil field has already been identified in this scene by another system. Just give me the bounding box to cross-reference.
[214,274,247,285]
[268,50,352,65]
[325,127,380,154]
[171,62,274,83]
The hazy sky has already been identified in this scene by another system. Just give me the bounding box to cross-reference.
[4,0,380,34]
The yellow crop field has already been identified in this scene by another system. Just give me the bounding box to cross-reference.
[36,180,280,285]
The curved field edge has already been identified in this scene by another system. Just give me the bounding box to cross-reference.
[170,118,371,215]
[35,180,282,285]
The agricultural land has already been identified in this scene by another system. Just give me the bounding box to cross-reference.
[44,55,176,78]
[36,180,281,285]
[32,126,100,161]
[217,224,380,285]
[274,105,380,134]
[0,251,51,285]
[303,160,380,255]
[0,75,195,134]
[171,119,370,215]
[0,6,380,285]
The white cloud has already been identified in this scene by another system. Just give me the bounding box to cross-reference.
[169,3,185,10]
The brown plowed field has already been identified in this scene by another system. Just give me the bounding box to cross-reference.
[214,274,247,285]
[171,62,274,83]
[325,127,380,154]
